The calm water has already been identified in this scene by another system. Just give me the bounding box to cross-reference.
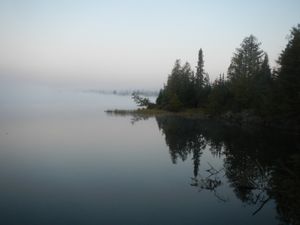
[0,87,299,225]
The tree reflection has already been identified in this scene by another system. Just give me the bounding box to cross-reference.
[156,116,207,172]
[271,154,300,225]
[155,115,300,224]
[106,111,299,224]
[191,162,227,202]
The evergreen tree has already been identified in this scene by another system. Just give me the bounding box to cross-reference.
[156,89,164,105]
[195,48,210,107]
[253,53,272,114]
[180,62,196,107]
[153,25,300,131]
[208,74,231,114]
[260,54,272,80]
[196,49,205,87]
[156,60,195,111]
[132,92,154,108]
[227,35,265,111]
[228,35,264,80]
[275,24,300,117]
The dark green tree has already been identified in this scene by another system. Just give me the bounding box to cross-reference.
[156,89,164,106]
[180,62,196,107]
[156,59,195,111]
[196,49,205,87]
[195,48,210,107]
[227,35,265,111]
[274,24,300,118]
[208,74,231,114]
[253,53,273,114]
[132,92,154,108]
[228,35,264,80]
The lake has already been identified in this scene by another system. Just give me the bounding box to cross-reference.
[0,87,299,225]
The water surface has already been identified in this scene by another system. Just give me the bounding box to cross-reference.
[0,88,299,225]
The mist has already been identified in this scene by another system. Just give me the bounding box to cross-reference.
[1,0,300,91]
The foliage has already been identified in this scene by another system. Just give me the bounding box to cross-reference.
[132,92,154,108]
[156,53,210,111]
[207,74,231,114]
[195,48,211,107]
[273,24,300,118]
[166,93,183,112]
[226,35,269,112]
[151,24,300,129]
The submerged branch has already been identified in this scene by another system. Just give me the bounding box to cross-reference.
[252,197,271,216]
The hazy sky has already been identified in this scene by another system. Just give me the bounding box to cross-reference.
[0,0,300,90]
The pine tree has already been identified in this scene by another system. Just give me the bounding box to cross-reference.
[275,24,300,117]
[227,35,265,111]
[228,35,264,80]
[260,54,272,80]
[156,60,195,111]
[208,74,231,114]
[253,53,272,114]
[196,49,205,87]
[195,48,210,107]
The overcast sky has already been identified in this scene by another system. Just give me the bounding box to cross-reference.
[0,0,300,90]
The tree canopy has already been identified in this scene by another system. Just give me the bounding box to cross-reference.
[155,51,210,111]
[133,24,300,130]
[275,24,300,117]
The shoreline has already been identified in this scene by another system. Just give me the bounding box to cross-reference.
[105,108,208,119]
[105,108,300,135]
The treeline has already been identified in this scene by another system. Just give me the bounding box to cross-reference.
[156,48,211,111]
[134,24,300,128]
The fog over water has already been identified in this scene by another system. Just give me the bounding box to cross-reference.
[1,1,300,90]
[0,1,300,224]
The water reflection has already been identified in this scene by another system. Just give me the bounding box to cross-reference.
[156,116,300,225]
[108,112,300,225]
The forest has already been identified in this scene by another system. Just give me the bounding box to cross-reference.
[133,24,300,131]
